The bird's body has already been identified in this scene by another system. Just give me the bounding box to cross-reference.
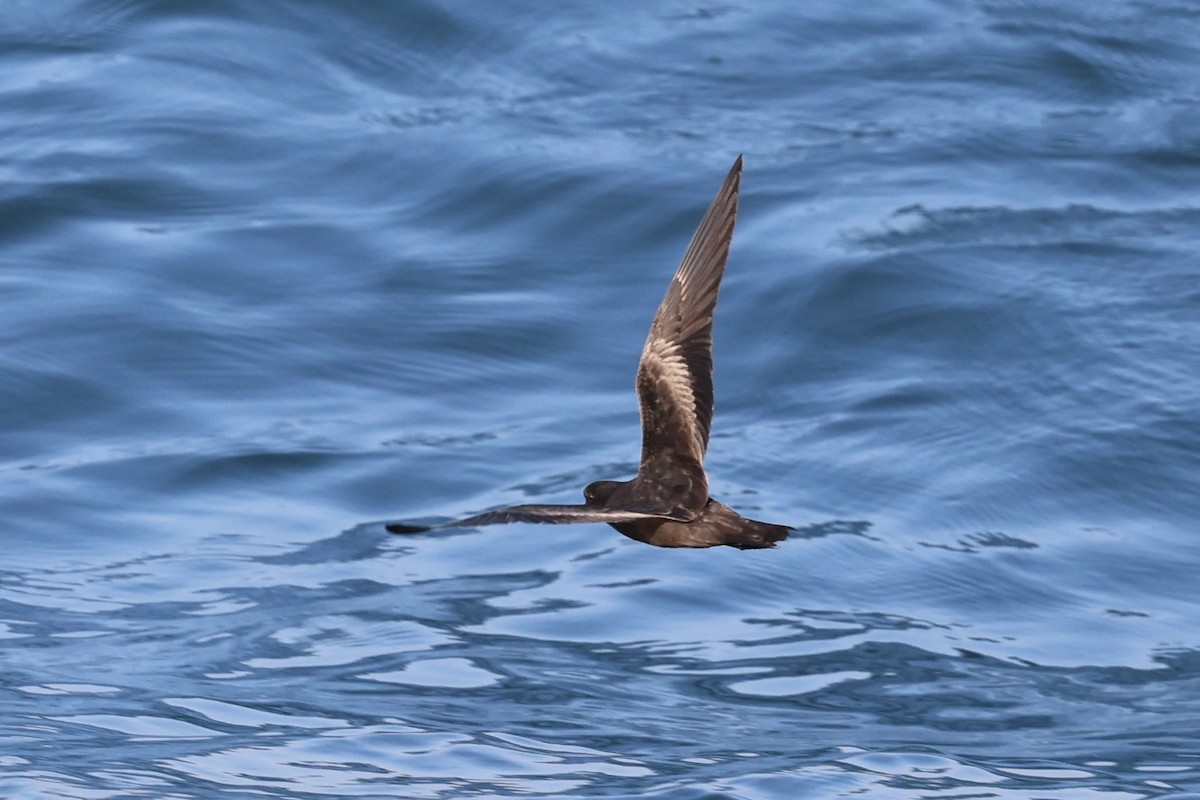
[387,157,790,549]
[590,482,790,549]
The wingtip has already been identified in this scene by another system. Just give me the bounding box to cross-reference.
[725,155,743,194]
[727,154,743,180]
[386,522,432,534]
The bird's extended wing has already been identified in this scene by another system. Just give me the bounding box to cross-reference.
[386,503,689,533]
[634,156,741,512]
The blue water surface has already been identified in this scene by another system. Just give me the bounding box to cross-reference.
[3,1,1200,797]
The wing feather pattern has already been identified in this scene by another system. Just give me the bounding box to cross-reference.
[634,156,741,511]
[440,504,689,527]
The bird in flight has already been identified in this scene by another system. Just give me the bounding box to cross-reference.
[387,156,790,549]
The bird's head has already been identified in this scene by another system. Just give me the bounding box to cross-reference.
[583,480,621,506]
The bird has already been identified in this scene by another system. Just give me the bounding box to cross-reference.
[387,156,790,549]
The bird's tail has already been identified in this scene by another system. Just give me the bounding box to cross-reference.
[730,519,791,550]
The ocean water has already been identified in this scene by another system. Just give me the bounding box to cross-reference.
[3,1,1200,797]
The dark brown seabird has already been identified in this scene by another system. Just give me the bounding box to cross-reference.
[387,156,791,549]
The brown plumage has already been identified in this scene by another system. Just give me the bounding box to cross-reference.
[387,157,790,549]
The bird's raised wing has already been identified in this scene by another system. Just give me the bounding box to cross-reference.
[634,156,741,512]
